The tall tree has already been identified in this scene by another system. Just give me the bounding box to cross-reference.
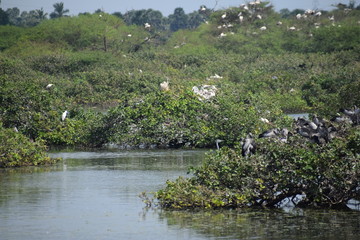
[50,2,69,19]
[6,7,20,25]
[168,7,188,32]
[35,8,48,20]
[0,8,8,25]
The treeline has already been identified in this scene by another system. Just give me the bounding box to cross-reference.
[1,1,360,29]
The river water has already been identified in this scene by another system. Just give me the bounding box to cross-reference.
[0,149,359,240]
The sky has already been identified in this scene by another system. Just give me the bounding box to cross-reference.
[1,0,351,16]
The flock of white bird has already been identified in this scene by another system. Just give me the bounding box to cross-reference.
[216,0,348,38]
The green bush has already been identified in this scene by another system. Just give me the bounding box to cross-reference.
[156,127,360,209]
[0,124,59,167]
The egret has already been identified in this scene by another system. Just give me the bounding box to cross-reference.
[221,13,227,19]
[61,111,68,121]
[260,26,267,31]
[144,23,151,29]
[160,81,169,91]
[215,139,223,150]
[241,134,256,157]
[260,117,270,124]
[257,15,262,20]
[46,84,54,89]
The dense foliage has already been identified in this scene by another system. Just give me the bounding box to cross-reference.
[156,125,360,209]
[0,123,59,167]
[0,0,359,204]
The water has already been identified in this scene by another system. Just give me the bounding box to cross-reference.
[1,149,359,240]
[287,113,309,119]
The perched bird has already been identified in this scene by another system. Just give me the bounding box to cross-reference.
[144,23,151,29]
[61,111,68,121]
[260,117,270,124]
[241,134,256,157]
[215,139,224,150]
[160,81,170,91]
[46,84,54,89]
[259,128,279,138]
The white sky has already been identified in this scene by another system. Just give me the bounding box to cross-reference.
[1,0,351,16]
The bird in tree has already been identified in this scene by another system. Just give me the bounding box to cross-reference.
[50,2,69,19]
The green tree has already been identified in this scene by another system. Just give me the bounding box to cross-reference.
[50,2,69,19]
[169,7,188,32]
[123,9,165,30]
[35,8,48,20]
[0,8,8,25]
[6,7,20,25]
[279,8,291,18]
[187,11,204,29]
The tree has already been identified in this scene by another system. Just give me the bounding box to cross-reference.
[35,8,48,20]
[279,8,291,18]
[187,11,204,29]
[0,8,8,25]
[6,7,20,25]
[123,9,165,30]
[168,7,188,32]
[50,2,69,19]
[112,11,123,19]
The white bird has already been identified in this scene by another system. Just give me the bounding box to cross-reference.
[46,84,54,89]
[160,81,169,91]
[257,14,262,20]
[61,111,68,121]
[144,23,151,29]
[219,32,227,37]
[221,13,227,19]
[289,26,296,31]
[215,139,223,150]
[239,15,244,22]
[260,26,267,31]
[277,21,283,25]
[127,34,132,37]
[315,11,322,16]
[260,117,270,124]
[241,134,256,157]
[296,13,302,20]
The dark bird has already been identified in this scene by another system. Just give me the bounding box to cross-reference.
[259,128,279,138]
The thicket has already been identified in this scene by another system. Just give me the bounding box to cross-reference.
[0,3,359,172]
[0,123,59,167]
[156,125,360,209]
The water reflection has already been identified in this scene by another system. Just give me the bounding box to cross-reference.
[1,149,359,240]
[158,208,360,240]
